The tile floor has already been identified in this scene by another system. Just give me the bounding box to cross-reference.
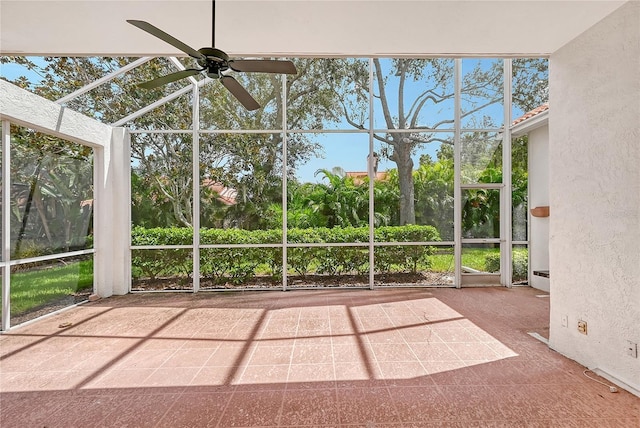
[1,287,638,427]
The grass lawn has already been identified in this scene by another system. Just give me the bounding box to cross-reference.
[433,247,528,274]
[461,247,500,271]
[429,249,456,272]
[5,259,93,316]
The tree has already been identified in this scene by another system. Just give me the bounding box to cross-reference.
[413,151,455,240]
[512,58,549,112]
[6,125,93,256]
[337,58,547,225]
[2,56,547,230]
[2,56,200,227]
[307,168,368,228]
[2,57,352,229]
[197,60,359,229]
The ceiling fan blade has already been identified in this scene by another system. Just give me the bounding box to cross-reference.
[137,69,202,89]
[220,76,260,111]
[228,60,297,75]
[127,20,206,60]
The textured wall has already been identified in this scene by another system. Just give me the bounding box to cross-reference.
[549,1,640,391]
[0,80,110,147]
[528,126,550,292]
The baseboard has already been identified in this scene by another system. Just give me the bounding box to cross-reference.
[593,367,640,398]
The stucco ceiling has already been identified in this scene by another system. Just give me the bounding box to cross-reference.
[0,1,629,57]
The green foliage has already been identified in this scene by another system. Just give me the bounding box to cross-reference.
[374,225,440,273]
[287,168,397,230]
[462,248,497,271]
[132,225,440,283]
[11,240,54,260]
[130,227,193,280]
[2,57,545,235]
[8,125,93,257]
[512,58,549,112]
[2,57,346,230]
[461,135,529,239]
[3,57,544,259]
[484,248,528,281]
[286,149,455,240]
[429,248,455,273]
[512,249,529,280]
[484,252,501,273]
[413,152,454,240]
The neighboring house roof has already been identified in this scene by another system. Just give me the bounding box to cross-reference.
[512,103,549,126]
[202,179,237,206]
[345,171,389,185]
[511,103,549,137]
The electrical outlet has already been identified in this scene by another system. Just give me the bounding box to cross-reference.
[627,341,638,358]
[561,315,568,327]
[577,320,587,335]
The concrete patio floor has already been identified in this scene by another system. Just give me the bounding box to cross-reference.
[1,287,638,427]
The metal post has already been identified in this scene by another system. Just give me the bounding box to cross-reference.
[192,84,200,292]
[453,60,462,288]
[2,120,12,330]
[368,58,375,290]
[282,74,288,291]
[502,59,513,287]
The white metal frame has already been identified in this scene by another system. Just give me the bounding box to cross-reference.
[502,59,514,287]
[1,57,524,325]
[124,58,518,292]
[0,120,97,330]
[2,120,11,329]
[453,59,463,288]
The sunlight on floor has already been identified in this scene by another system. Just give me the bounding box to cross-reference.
[1,294,518,391]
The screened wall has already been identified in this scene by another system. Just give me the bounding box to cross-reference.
[1,56,547,327]
[1,122,95,329]
[119,57,546,291]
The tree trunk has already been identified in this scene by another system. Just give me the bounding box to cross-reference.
[391,139,416,225]
[32,188,53,245]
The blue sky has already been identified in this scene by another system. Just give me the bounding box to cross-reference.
[292,132,447,184]
[1,59,45,86]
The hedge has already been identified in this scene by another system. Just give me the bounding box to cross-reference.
[131,225,440,284]
[484,249,528,281]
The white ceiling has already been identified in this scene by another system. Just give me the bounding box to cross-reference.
[0,1,629,57]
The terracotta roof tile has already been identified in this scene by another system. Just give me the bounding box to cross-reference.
[512,103,549,126]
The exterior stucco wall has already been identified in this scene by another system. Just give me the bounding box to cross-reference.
[0,80,110,148]
[549,1,640,392]
[528,125,550,292]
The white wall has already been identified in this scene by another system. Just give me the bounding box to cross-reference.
[93,128,131,298]
[549,1,640,392]
[528,125,550,292]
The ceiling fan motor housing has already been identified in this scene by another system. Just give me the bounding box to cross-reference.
[198,47,229,78]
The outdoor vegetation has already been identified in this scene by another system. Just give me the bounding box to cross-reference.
[1,55,546,316]
[9,257,93,319]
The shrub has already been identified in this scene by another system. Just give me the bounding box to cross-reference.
[484,249,528,281]
[374,225,440,273]
[131,225,441,282]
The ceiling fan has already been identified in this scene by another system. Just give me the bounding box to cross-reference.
[127,17,297,111]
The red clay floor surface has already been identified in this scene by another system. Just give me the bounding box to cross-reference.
[1,287,638,427]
